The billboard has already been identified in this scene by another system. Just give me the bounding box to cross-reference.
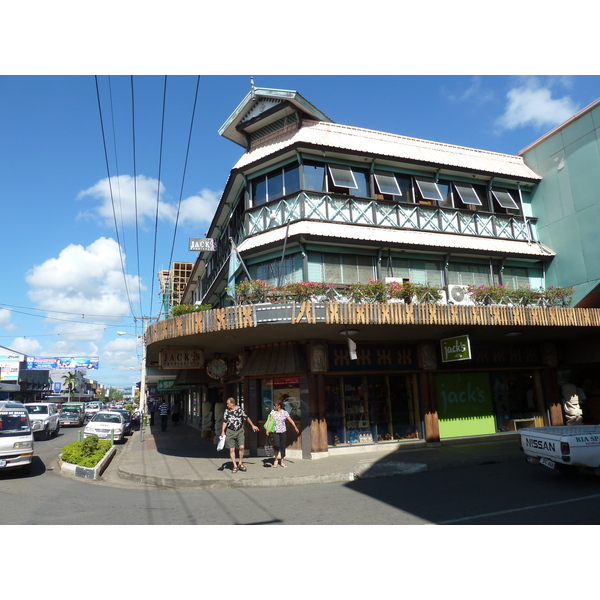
[26,357,99,370]
[0,351,25,381]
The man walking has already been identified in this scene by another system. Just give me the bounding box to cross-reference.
[221,397,259,473]
[159,399,170,431]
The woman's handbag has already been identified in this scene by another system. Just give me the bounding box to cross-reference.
[264,414,275,433]
[264,435,274,457]
[216,435,226,451]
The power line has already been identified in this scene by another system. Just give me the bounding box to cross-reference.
[94,75,136,319]
[168,75,201,268]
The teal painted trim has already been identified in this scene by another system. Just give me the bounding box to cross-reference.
[246,248,302,265]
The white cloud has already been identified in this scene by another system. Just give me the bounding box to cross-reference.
[25,237,143,324]
[9,337,43,356]
[0,309,18,332]
[496,79,580,131]
[77,175,220,229]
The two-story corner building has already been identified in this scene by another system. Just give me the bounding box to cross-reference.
[145,87,600,459]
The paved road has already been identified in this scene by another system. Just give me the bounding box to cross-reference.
[3,428,600,525]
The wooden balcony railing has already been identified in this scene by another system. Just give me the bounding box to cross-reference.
[146,301,600,345]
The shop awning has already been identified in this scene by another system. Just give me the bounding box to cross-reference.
[240,343,307,377]
[173,369,212,386]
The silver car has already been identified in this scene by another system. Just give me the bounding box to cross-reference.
[24,402,60,440]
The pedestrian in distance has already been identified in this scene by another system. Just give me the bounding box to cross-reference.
[270,398,299,468]
[171,400,181,426]
[159,399,170,431]
[149,400,158,426]
[221,397,259,473]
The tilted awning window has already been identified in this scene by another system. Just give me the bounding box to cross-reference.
[374,172,402,196]
[454,182,482,206]
[328,164,358,189]
[491,188,519,210]
[414,176,443,201]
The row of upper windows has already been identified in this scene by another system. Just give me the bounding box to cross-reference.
[250,160,524,214]
[245,251,541,290]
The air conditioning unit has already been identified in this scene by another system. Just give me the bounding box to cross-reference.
[447,284,473,306]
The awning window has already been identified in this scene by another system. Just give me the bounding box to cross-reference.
[414,176,443,201]
[328,165,358,189]
[491,188,519,210]
[374,172,402,196]
[454,183,482,206]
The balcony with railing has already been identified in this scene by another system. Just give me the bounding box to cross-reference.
[202,190,537,297]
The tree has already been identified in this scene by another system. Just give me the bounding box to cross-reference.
[61,371,79,400]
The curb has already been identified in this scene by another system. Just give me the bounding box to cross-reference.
[59,445,117,480]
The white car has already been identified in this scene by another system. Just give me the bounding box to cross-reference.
[24,402,60,440]
[84,411,125,443]
[84,402,104,420]
[0,401,35,475]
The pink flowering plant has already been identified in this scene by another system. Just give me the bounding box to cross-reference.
[542,286,575,307]
[466,284,509,305]
[234,280,277,303]
[172,303,212,317]
[280,281,335,302]
[509,285,544,306]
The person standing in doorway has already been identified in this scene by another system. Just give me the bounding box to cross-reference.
[270,398,299,468]
[221,397,259,473]
[159,399,170,431]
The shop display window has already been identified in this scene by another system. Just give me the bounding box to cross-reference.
[260,377,301,421]
[325,374,421,446]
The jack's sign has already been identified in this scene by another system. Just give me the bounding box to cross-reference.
[440,335,471,363]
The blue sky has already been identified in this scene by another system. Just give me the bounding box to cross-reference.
[1,74,599,390]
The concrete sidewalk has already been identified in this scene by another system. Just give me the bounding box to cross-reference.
[109,421,524,490]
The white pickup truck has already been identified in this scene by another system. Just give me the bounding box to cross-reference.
[520,425,600,475]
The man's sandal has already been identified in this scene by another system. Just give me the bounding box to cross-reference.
[232,466,238,473]
[239,464,247,471]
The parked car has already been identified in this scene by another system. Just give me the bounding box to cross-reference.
[24,402,60,440]
[84,411,125,443]
[59,403,85,427]
[0,401,34,475]
[110,409,133,435]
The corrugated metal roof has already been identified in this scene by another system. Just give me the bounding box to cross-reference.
[233,120,541,182]
[237,221,555,258]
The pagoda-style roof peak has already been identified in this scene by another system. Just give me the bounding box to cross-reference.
[218,87,333,148]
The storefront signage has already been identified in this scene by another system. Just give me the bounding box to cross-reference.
[26,357,99,370]
[159,348,204,369]
[157,379,178,391]
[440,335,471,363]
[189,238,217,252]
[435,372,496,438]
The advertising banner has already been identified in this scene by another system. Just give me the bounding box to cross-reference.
[435,372,496,438]
[0,352,24,381]
[26,357,99,370]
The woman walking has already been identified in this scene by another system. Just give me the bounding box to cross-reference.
[270,398,299,467]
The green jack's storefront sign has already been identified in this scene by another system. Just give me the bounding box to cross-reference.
[440,335,471,363]
[435,372,496,438]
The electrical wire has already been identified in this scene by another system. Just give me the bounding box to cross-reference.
[129,75,143,318]
[94,75,136,320]
[168,75,201,268]
[149,76,168,319]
